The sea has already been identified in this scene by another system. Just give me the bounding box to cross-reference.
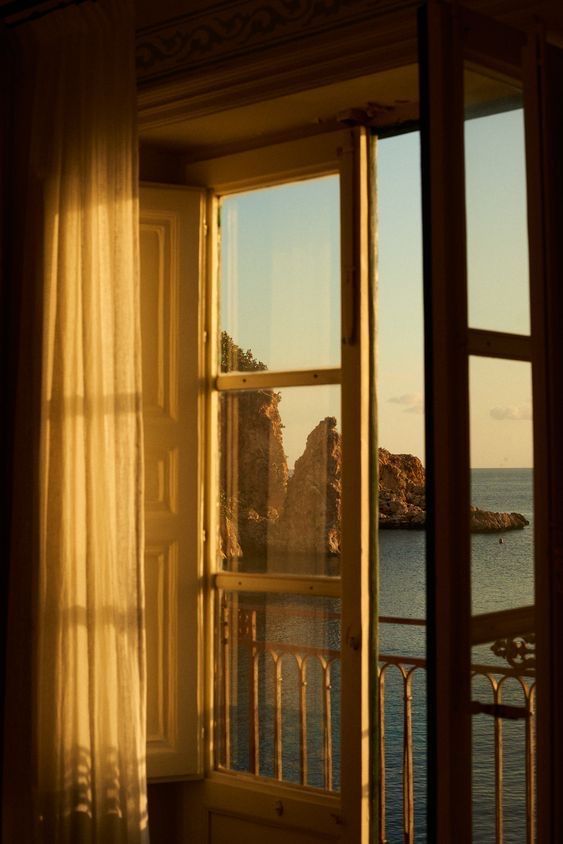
[226,468,535,843]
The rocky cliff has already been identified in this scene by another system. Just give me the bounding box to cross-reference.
[378,448,426,528]
[469,506,529,533]
[377,448,529,532]
[273,417,341,556]
[219,336,529,562]
[219,334,288,560]
[274,438,529,536]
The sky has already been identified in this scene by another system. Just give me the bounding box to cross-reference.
[220,109,533,470]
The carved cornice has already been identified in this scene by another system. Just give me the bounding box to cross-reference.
[136,0,414,85]
[135,0,544,131]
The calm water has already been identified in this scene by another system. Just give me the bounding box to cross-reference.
[228,469,534,842]
[380,468,534,843]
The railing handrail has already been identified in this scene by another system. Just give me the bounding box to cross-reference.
[220,602,537,844]
[234,634,536,679]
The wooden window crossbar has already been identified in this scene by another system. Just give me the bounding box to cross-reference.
[216,368,341,392]
[214,572,341,598]
[467,328,532,362]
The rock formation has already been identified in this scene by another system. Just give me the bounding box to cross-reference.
[470,506,529,533]
[219,334,288,560]
[218,335,529,561]
[377,448,529,532]
[273,417,341,556]
[378,448,426,529]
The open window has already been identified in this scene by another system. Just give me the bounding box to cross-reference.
[138,3,563,841]
[141,130,375,842]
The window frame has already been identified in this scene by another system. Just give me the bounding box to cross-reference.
[419,4,563,841]
[190,127,375,841]
[136,5,563,841]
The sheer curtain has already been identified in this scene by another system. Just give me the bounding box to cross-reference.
[2,1,148,841]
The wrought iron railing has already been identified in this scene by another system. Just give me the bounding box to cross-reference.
[218,599,340,789]
[217,600,536,844]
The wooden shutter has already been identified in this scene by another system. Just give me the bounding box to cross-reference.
[140,183,206,779]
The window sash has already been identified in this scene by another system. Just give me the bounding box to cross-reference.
[205,128,375,840]
[419,4,555,841]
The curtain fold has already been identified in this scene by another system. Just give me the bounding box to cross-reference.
[3,2,148,841]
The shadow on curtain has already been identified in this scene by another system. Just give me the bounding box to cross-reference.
[2,1,149,841]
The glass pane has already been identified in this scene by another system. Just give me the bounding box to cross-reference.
[469,357,535,843]
[464,68,530,335]
[219,176,341,372]
[216,591,341,791]
[219,385,341,576]
[377,131,425,462]
[470,357,533,615]
[377,130,427,843]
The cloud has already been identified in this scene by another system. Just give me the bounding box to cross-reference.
[490,404,532,421]
[388,392,424,414]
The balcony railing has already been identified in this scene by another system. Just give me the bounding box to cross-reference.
[217,599,536,844]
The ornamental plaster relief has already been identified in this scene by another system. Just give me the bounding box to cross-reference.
[136,0,413,83]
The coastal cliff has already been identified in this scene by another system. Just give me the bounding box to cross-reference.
[218,335,529,563]
[377,447,529,532]
[219,334,288,559]
[469,505,529,533]
[273,416,341,556]
[378,448,426,528]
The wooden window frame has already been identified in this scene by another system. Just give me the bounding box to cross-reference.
[140,8,563,834]
[185,127,375,842]
[420,3,563,841]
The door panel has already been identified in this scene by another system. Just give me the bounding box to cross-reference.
[140,184,206,779]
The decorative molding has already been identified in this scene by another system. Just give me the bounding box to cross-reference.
[136,0,541,89]
[136,0,413,84]
[145,541,179,748]
[136,0,543,134]
[145,446,179,515]
[140,215,178,420]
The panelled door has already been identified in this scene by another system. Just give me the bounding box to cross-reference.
[420,3,563,842]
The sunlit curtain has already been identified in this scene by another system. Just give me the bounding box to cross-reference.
[2,1,148,841]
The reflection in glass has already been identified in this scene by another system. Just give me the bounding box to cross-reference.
[464,68,530,335]
[219,176,341,372]
[216,591,341,790]
[219,385,341,576]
